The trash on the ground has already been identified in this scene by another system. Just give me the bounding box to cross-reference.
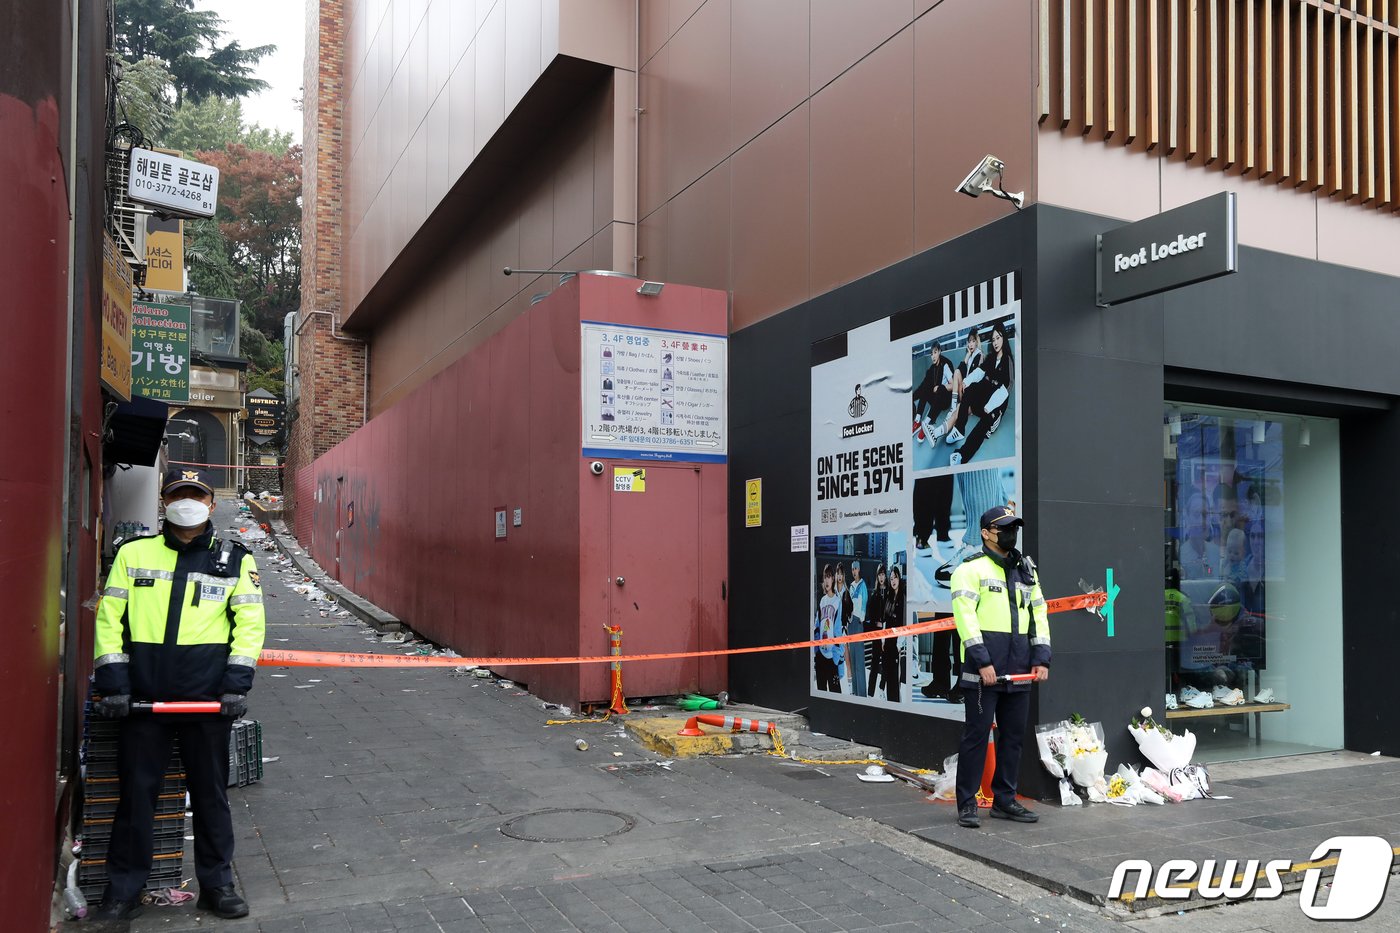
[473,669,491,678]
[262,757,280,763]
[575,739,589,751]
[857,765,896,784]
[542,703,560,710]
[612,752,624,757]
[498,681,515,689]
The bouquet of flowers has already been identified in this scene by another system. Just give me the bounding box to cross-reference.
[1033,722,1082,806]
[1038,714,1108,801]
[1127,707,1196,772]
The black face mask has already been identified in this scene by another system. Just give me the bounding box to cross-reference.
[995,528,1019,552]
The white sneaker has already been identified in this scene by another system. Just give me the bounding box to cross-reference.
[945,426,965,445]
[1218,688,1245,706]
[949,451,963,466]
[1253,688,1275,704]
[1181,687,1213,709]
[928,420,948,441]
[1165,693,1178,710]
[1211,684,1232,702]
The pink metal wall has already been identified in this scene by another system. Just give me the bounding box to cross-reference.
[305,274,728,706]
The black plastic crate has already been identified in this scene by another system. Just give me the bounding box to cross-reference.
[77,862,183,901]
[79,824,186,862]
[82,791,186,824]
[227,720,263,787]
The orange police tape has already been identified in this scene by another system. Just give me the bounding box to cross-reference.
[257,592,1107,669]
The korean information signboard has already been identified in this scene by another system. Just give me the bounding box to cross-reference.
[101,231,133,400]
[126,148,219,218]
[580,322,727,463]
[130,301,190,403]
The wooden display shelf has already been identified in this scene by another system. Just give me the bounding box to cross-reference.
[1166,702,1290,719]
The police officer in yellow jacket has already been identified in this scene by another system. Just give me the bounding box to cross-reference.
[91,468,265,922]
[951,505,1050,828]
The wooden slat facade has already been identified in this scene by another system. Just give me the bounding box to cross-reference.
[1038,0,1400,211]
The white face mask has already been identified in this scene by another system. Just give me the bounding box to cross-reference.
[164,498,211,528]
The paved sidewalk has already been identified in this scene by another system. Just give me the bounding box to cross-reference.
[114,526,1121,932]
[98,514,1399,932]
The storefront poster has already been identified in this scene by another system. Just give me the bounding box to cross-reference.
[810,272,1022,721]
[580,322,727,463]
[101,231,133,400]
[130,301,190,403]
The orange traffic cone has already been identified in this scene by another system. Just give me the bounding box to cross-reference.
[976,722,997,809]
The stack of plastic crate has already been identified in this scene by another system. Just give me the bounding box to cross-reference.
[78,708,187,902]
[227,719,263,787]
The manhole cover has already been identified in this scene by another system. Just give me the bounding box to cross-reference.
[499,808,635,842]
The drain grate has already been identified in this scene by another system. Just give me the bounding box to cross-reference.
[499,808,635,843]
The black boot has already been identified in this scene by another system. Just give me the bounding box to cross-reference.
[197,884,249,918]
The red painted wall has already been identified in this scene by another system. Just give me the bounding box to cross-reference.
[306,275,729,706]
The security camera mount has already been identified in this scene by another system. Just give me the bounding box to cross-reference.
[954,154,1024,210]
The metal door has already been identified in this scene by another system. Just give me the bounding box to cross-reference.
[608,465,702,686]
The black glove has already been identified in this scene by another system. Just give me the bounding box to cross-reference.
[219,694,248,719]
[96,694,130,719]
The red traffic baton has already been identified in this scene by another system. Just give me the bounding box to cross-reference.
[131,701,223,714]
[995,673,1039,684]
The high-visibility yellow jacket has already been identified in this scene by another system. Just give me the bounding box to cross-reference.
[951,549,1051,691]
[94,526,265,701]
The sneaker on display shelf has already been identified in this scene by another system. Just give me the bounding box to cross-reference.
[1211,684,1232,702]
[1218,688,1245,706]
[1165,693,1178,710]
[1254,687,1276,704]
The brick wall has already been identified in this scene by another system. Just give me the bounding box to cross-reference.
[286,0,364,523]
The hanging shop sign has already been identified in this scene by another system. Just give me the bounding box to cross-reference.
[101,231,133,400]
[810,271,1023,722]
[247,393,284,445]
[580,321,727,463]
[126,148,220,218]
[130,301,190,403]
[144,216,184,292]
[185,365,242,409]
[1096,192,1237,307]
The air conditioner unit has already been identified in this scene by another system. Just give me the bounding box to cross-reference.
[106,141,149,285]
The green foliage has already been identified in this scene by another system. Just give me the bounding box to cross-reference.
[112,53,175,139]
[114,0,273,105]
[198,144,302,340]
[240,319,285,396]
[164,97,295,156]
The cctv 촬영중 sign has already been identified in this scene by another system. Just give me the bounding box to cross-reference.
[1096,192,1237,307]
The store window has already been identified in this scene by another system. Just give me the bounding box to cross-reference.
[1163,405,1343,761]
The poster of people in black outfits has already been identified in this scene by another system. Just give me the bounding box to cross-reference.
[810,273,1021,721]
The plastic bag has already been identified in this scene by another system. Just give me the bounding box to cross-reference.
[930,753,958,801]
[1169,763,1214,800]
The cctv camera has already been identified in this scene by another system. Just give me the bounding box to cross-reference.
[954,154,1023,209]
[590,461,605,475]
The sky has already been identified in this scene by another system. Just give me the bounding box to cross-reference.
[197,0,306,141]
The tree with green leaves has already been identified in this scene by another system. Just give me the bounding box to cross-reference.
[112,53,176,140]
[164,96,294,157]
[114,0,274,106]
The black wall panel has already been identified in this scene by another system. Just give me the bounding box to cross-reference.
[729,201,1400,785]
